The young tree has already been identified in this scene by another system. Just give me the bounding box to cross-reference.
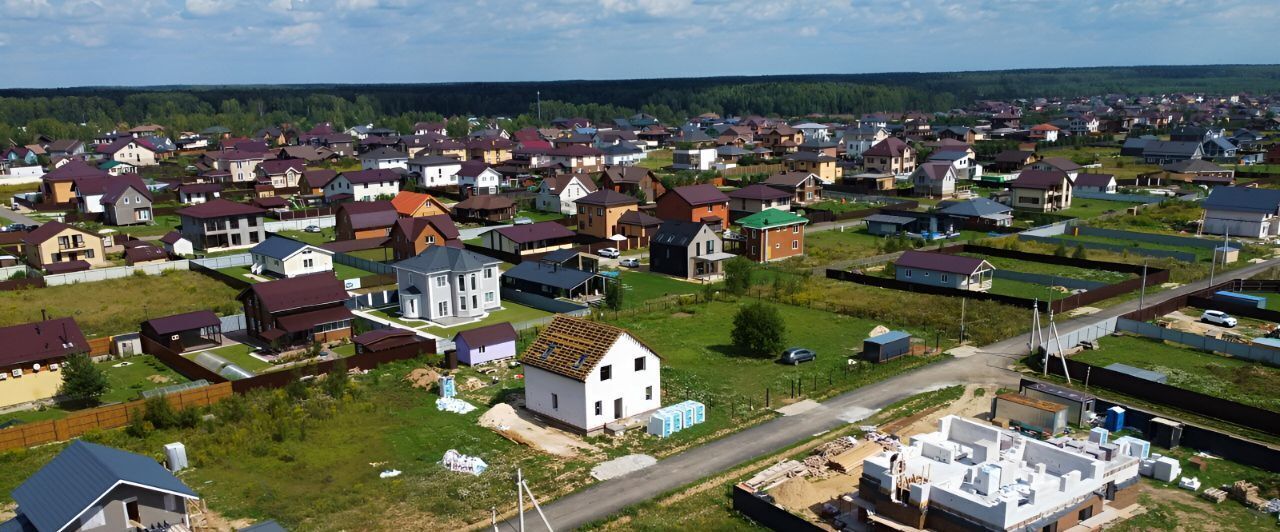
[58,353,109,406]
[323,359,350,399]
[724,257,754,296]
[1054,242,1069,257]
[1072,244,1088,260]
[731,301,786,357]
[603,278,624,310]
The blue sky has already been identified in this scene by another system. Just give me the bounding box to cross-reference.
[1,0,1277,88]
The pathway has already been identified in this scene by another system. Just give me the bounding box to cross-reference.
[0,206,39,226]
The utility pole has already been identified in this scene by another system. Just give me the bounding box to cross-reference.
[960,298,967,344]
[1138,262,1147,311]
[517,468,525,532]
[536,91,542,125]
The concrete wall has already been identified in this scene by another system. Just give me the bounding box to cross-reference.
[1117,318,1280,365]
[264,215,336,232]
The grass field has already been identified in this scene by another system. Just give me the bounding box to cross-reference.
[0,355,189,425]
[1074,334,1280,412]
[346,247,394,262]
[1053,232,1213,261]
[1056,198,1141,219]
[272,229,334,246]
[963,253,1133,283]
[987,278,1070,301]
[188,344,273,372]
[615,270,701,308]
[1240,292,1280,312]
[514,210,567,223]
[0,271,241,337]
[638,149,672,170]
[1034,146,1161,180]
[0,183,37,206]
[1113,444,1280,532]
[218,263,372,282]
[802,228,886,265]
[806,200,877,213]
[110,214,183,237]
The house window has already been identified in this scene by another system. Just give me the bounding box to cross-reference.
[459,297,467,310]
[552,393,559,410]
[791,240,798,250]
[458,275,465,287]
[484,268,494,279]
[85,249,95,259]
[792,225,799,233]
[485,291,495,303]
[941,274,949,283]
[426,235,436,244]
[437,301,447,314]
[594,401,602,416]
[478,345,486,353]
[645,386,653,401]
[923,271,930,277]
[123,196,130,204]
[436,276,446,287]
[905,269,912,277]
[304,259,313,268]
[706,205,713,212]
[470,274,477,291]
[600,365,612,380]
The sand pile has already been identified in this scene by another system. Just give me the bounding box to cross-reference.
[479,403,595,458]
[770,477,819,510]
[405,368,440,390]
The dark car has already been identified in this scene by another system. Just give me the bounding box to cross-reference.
[779,347,816,365]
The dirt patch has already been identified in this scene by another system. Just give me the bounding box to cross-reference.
[405,367,440,390]
[671,312,693,318]
[770,477,821,511]
[479,403,596,458]
[458,376,485,392]
[190,504,254,531]
[147,375,172,384]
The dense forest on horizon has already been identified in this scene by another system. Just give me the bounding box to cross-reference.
[1,64,1278,144]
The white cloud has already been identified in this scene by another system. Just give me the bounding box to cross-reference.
[271,22,322,45]
[0,33,8,47]
[599,0,691,17]
[2,0,52,18]
[66,28,106,47]
[185,0,233,16]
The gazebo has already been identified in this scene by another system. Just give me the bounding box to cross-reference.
[141,310,224,353]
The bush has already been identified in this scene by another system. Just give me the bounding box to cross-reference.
[731,301,786,357]
[603,278,623,310]
[724,257,754,296]
[323,360,349,399]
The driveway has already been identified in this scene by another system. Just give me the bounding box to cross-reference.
[0,206,39,226]
[499,256,1280,531]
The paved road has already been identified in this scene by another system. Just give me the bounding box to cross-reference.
[0,206,39,226]
[498,255,1280,531]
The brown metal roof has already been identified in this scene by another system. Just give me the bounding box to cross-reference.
[176,199,266,219]
[241,273,349,314]
[143,310,220,336]
[0,317,89,367]
[275,306,354,333]
[454,322,517,348]
[895,250,992,275]
[494,221,575,243]
[666,184,729,206]
[576,189,639,207]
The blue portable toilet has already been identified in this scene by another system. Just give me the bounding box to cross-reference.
[439,375,456,399]
[1104,406,1125,432]
[647,410,679,438]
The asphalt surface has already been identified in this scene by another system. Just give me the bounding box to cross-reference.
[498,254,1280,531]
[0,206,39,226]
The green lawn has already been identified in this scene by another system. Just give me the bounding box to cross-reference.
[188,343,273,372]
[805,200,877,213]
[962,253,1133,283]
[0,183,36,206]
[1034,146,1161,180]
[329,343,357,357]
[218,263,372,283]
[615,270,700,308]
[1074,334,1280,412]
[347,247,394,262]
[273,229,335,246]
[0,355,190,426]
[365,302,553,333]
[0,271,241,337]
[1054,233,1213,261]
[1240,292,1280,312]
[116,214,183,237]
[987,278,1070,301]
[638,149,672,170]
[1113,444,1280,532]
[801,228,887,266]
[514,210,567,223]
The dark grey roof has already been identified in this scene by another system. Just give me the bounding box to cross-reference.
[1142,140,1203,157]
[455,322,517,348]
[652,220,708,246]
[250,235,320,261]
[239,520,289,532]
[358,146,407,160]
[503,261,597,290]
[936,198,1011,218]
[1163,159,1228,173]
[394,245,499,275]
[727,183,791,201]
[784,151,836,163]
[864,213,916,225]
[13,440,198,532]
[1073,173,1116,188]
[1204,186,1280,213]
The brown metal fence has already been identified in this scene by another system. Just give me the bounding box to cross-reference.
[0,382,234,452]
[721,164,784,177]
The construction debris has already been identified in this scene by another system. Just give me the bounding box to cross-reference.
[1201,487,1228,504]
[1177,477,1200,490]
[436,397,477,414]
[1230,480,1269,510]
[379,469,402,479]
[590,454,656,481]
[441,449,487,476]
[744,460,807,491]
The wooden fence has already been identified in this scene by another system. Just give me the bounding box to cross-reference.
[0,381,233,452]
[87,337,113,357]
[722,164,783,177]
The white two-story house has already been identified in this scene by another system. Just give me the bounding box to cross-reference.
[456,161,503,195]
[520,315,662,435]
[1202,186,1280,238]
[324,169,402,202]
[535,173,597,214]
[393,246,502,322]
[408,155,462,188]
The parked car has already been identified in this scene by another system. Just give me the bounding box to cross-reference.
[512,217,533,225]
[620,258,639,268]
[1201,310,1238,327]
[303,225,322,233]
[779,347,816,365]
[0,224,22,233]
[597,247,620,258]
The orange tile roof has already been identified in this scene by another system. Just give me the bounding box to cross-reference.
[390,191,448,216]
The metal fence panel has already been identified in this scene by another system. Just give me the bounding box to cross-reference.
[1022,220,1074,237]
[219,314,246,332]
[44,260,191,286]
[333,251,393,275]
[189,253,253,269]
[1018,235,1198,262]
[1115,318,1280,365]
[992,269,1107,290]
[1074,191,1165,204]
[1078,226,1236,250]
[264,215,337,232]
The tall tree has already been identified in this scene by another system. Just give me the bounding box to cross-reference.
[58,353,109,406]
[732,301,786,357]
[724,257,754,296]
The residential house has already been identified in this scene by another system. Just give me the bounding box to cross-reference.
[250,235,335,279]
[763,171,823,206]
[649,221,729,280]
[41,160,110,204]
[296,169,338,196]
[990,150,1038,173]
[454,322,518,366]
[256,159,305,189]
[2,440,200,532]
[894,250,994,292]
[390,214,462,260]
[617,210,663,241]
[927,149,979,180]
[1142,141,1204,164]
[935,197,1014,227]
[542,145,602,174]
[843,172,897,193]
[96,137,159,167]
[600,143,646,166]
[204,150,266,183]
[501,260,606,300]
[1007,169,1073,212]
[393,246,502,321]
[1069,115,1100,135]
[335,200,398,241]
[100,178,154,226]
[44,139,85,159]
[325,169,402,202]
[535,173,597,215]
[1158,159,1235,186]
[482,221,576,257]
[1202,186,1280,238]
[1029,157,1082,181]
[240,273,354,348]
[453,194,516,222]
[910,162,959,198]
[841,125,889,160]
[278,145,338,162]
[727,184,791,217]
[783,151,842,183]
[0,316,88,379]
[738,210,808,263]
[1202,136,1240,160]
[457,161,503,195]
[390,190,451,218]
[757,125,803,155]
[935,126,976,144]
[1120,136,1154,157]
[1029,123,1061,142]
[670,128,718,171]
[466,138,516,165]
[654,184,730,230]
[176,199,266,251]
[175,182,222,205]
[862,137,916,175]
[1075,173,1118,193]
[23,221,106,268]
[160,231,194,257]
[600,166,665,203]
[520,315,662,435]
[576,189,640,239]
[1,146,38,166]
[793,122,830,141]
[408,155,463,188]
[359,147,409,171]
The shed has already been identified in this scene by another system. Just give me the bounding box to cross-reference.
[864,213,917,236]
[861,330,911,362]
[352,328,425,354]
[1214,291,1264,309]
[141,310,223,353]
[453,322,518,365]
[992,393,1068,436]
[1105,363,1167,384]
[1019,381,1096,426]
